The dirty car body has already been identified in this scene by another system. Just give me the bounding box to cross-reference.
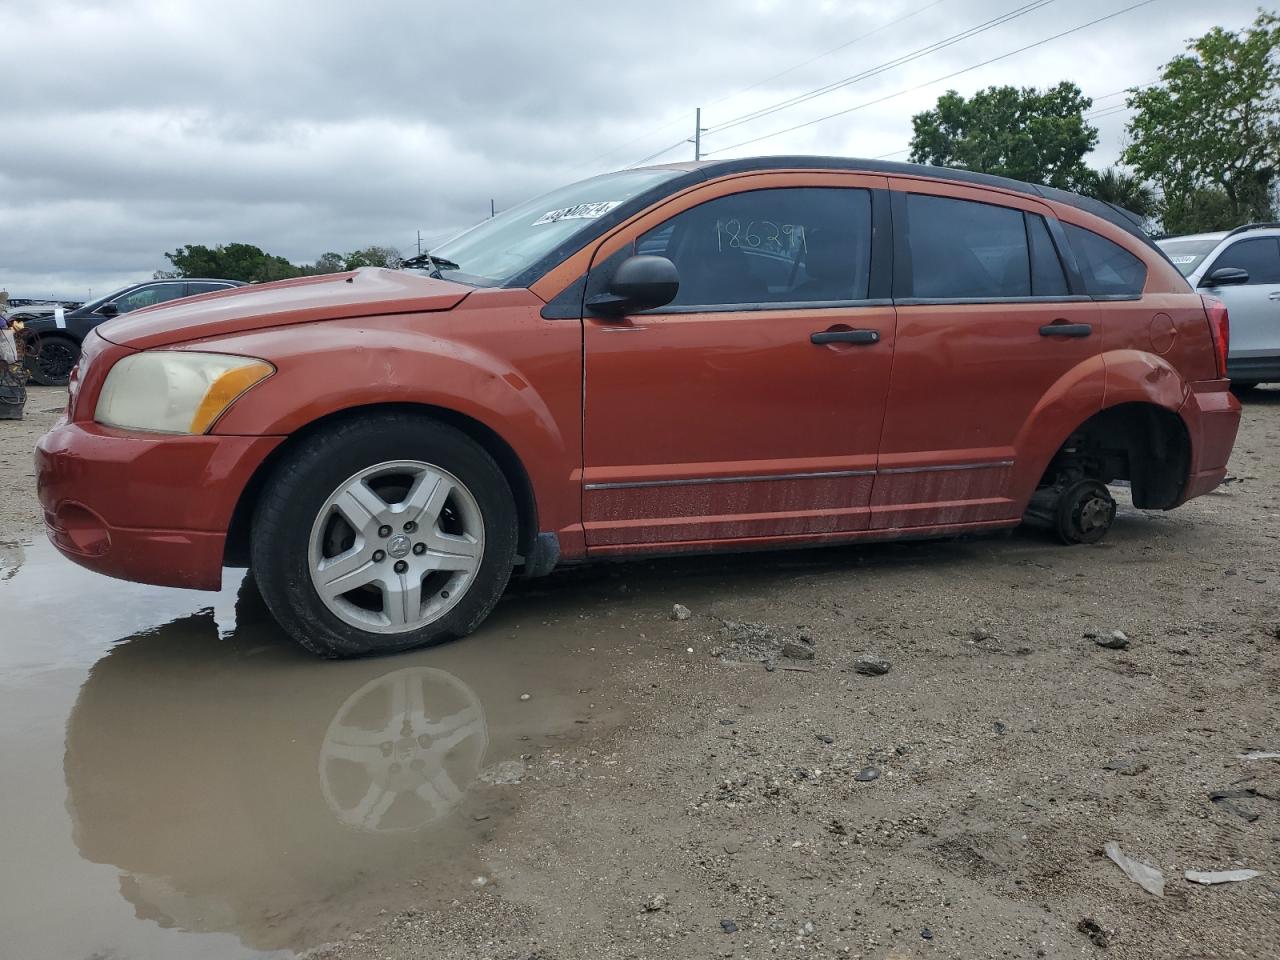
[36,157,1242,657]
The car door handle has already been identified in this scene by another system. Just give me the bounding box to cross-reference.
[811,329,880,345]
[1039,322,1092,338]
[1268,291,1280,301]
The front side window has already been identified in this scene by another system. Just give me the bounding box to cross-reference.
[636,187,873,308]
[1062,222,1147,297]
[1208,237,1280,284]
[904,194,1063,300]
[109,284,188,314]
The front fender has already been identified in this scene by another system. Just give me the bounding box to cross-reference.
[193,308,585,553]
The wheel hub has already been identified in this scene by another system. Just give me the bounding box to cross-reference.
[307,460,485,634]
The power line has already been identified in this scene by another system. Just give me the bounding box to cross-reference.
[704,0,1056,136]
[626,138,691,168]
[705,0,1162,157]
[569,0,958,173]
[702,0,957,109]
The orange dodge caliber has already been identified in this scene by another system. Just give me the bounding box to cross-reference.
[36,158,1241,657]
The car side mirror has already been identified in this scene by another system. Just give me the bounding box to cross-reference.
[587,255,679,316]
[1201,267,1249,287]
[97,302,119,317]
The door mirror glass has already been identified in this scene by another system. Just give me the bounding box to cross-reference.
[588,255,680,315]
[1201,267,1250,287]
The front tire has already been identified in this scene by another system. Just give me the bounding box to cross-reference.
[251,413,518,658]
[26,335,80,386]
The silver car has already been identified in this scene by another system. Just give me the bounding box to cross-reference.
[1158,224,1280,387]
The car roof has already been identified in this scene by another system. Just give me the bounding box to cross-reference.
[639,155,1160,254]
[1157,232,1229,244]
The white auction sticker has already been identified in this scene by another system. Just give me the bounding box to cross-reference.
[1169,255,1198,265]
[54,307,66,328]
[532,201,622,226]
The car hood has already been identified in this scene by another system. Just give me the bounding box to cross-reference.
[96,268,473,350]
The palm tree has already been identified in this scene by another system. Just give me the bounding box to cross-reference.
[1080,168,1157,220]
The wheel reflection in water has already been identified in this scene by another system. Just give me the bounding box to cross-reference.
[319,666,488,833]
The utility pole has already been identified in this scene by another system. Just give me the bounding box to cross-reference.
[416,230,422,256]
[694,107,704,162]
[490,198,496,218]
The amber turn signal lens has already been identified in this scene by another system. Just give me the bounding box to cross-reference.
[188,361,274,434]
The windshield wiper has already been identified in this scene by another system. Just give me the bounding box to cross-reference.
[401,252,460,278]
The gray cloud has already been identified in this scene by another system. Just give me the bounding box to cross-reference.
[0,0,1259,298]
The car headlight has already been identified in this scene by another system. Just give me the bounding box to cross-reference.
[95,351,274,435]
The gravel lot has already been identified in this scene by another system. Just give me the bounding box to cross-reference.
[3,385,1278,960]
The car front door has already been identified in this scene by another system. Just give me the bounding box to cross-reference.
[872,180,1102,529]
[1200,236,1280,371]
[581,174,896,549]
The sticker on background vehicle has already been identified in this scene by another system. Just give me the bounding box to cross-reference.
[1169,255,1198,265]
[532,201,622,225]
[54,307,66,329]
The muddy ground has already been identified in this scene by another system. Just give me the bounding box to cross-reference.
[2,386,1278,960]
[1,385,64,531]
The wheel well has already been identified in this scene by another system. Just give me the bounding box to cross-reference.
[224,403,539,567]
[1037,403,1190,509]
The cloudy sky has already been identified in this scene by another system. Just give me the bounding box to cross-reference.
[0,0,1264,299]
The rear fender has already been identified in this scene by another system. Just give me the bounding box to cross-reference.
[1008,354,1106,508]
[1011,349,1189,513]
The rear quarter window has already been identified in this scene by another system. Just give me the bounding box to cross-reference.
[1063,222,1147,297]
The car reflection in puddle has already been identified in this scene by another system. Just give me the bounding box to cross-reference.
[61,575,626,953]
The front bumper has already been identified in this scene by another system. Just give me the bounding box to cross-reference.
[35,420,283,590]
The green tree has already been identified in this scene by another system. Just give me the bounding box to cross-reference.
[341,246,403,270]
[164,243,304,283]
[310,252,346,275]
[1123,12,1280,233]
[909,82,1098,189]
[1078,167,1158,220]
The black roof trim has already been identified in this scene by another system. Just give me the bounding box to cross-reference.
[693,157,1161,254]
[503,156,1165,289]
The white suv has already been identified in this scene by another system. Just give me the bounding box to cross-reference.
[1159,223,1280,387]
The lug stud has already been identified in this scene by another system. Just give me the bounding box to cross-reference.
[394,560,409,574]
[372,550,386,562]
[413,543,426,555]
[378,524,392,538]
[403,520,417,533]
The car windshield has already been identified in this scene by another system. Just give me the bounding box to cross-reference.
[428,168,682,286]
[78,285,135,313]
[1157,237,1222,276]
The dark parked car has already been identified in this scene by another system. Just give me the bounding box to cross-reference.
[22,278,245,385]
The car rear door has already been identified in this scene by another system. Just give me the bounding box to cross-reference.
[872,179,1100,529]
[1200,236,1280,368]
[580,173,897,548]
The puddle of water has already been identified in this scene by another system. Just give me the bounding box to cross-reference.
[0,538,635,959]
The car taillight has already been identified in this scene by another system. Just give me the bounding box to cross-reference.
[1201,295,1230,379]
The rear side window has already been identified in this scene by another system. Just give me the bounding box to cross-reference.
[1063,222,1147,297]
[637,187,873,308]
[186,281,233,295]
[903,194,1069,299]
[1208,237,1280,284]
